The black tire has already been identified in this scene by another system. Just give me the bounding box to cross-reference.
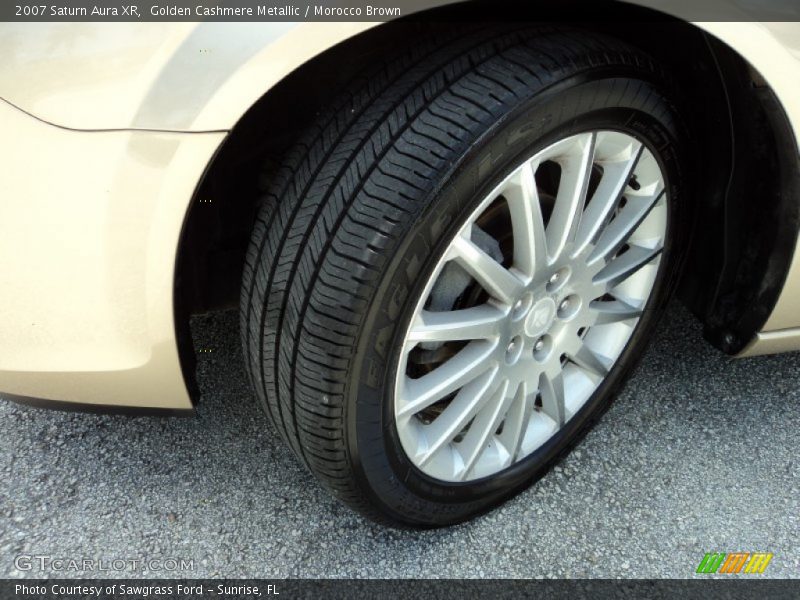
[241,27,688,527]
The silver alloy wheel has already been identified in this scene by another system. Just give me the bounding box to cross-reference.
[394,130,668,482]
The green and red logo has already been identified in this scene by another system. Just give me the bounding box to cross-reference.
[696,552,773,574]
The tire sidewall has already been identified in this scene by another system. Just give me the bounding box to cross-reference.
[348,74,688,525]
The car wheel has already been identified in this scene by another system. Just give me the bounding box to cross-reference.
[241,27,688,526]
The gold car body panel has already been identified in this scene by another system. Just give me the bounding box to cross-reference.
[0,18,798,409]
[0,100,223,409]
[0,23,375,131]
[739,329,800,358]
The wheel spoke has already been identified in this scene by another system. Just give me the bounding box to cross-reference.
[497,381,533,463]
[407,305,505,344]
[539,368,566,427]
[568,345,610,377]
[397,341,497,419]
[589,188,665,265]
[505,160,548,278]
[594,245,662,291]
[589,299,643,325]
[573,142,643,255]
[418,367,500,466]
[546,132,596,262]
[395,129,669,483]
[450,235,525,305]
[457,378,512,479]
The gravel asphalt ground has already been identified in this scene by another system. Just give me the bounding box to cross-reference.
[1,303,798,579]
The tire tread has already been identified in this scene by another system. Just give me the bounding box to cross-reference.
[241,27,673,524]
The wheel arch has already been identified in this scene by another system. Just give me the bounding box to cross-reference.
[174,2,800,402]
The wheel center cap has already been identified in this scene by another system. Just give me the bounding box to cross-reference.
[524,297,556,337]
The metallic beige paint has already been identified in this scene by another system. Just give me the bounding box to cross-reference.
[0,23,375,131]
[0,100,223,408]
[739,328,800,358]
[0,18,798,409]
[0,22,377,408]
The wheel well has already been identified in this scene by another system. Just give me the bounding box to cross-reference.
[175,2,799,400]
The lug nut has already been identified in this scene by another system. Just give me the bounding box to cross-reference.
[549,272,560,284]
[534,338,545,352]
[559,299,570,311]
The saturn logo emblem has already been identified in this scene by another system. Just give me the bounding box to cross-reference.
[524,298,557,337]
